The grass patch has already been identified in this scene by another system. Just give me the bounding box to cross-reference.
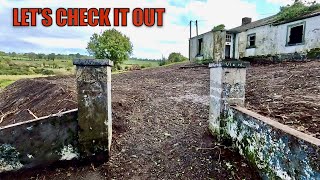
[0,75,49,88]
[0,80,15,88]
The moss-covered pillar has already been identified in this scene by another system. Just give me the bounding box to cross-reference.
[73,59,113,161]
[209,60,249,135]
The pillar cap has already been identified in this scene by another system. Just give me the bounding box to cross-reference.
[209,60,249,68]
[73,59,114,67]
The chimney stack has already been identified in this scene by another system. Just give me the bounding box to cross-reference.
[242,17,252,25]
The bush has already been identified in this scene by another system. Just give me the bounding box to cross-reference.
[275,1,320,23]
[124,66,129,70]
[212,24,225,31]
[168,52,187,63]
[41,69,55,75]
[129,64,141,70]
[159,60,167,66]
[141,65,146,69]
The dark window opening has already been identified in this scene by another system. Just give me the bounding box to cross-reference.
[225,45,231,59]
[197,38,203,56]
[247,34,256,48]
[288,25,303,45]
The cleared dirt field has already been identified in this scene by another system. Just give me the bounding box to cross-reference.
[0,61,319,179]
[246,61,320,139]
[0,63,259,179]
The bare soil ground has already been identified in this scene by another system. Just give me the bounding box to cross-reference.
[0,63,260,179]
[246,61,320,139]
[1,60,319,179]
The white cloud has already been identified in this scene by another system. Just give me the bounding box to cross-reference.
[0,0,259,59]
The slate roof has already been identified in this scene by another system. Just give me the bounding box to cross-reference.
[228,10,320,33]
[227,15,277,33]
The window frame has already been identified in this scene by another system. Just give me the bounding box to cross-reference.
[286,21,306,46]
[247,33,256,49]
[226,34,232,43]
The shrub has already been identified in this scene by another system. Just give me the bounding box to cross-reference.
[275,1,320,23]
[159,60,167,66]
[41,69,55,75]
[129,64,141,70]
[212,24,225,31]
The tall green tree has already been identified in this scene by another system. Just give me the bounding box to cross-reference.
[87,29,133,66]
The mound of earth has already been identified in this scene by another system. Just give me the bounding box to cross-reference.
[0,76,77,126]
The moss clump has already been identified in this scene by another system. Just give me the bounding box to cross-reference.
[307,48,320,59]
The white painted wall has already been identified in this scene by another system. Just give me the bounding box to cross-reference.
[234,15,320,58]
[190,31,214,61]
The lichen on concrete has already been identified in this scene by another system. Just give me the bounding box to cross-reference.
[75,61,112,159]
[59,144,79,161]
[220,106,320,179]
[0,144,23,172]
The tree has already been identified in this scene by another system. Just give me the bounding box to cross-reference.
[28,52,37,60]
[168,52,187,63]
[37,53,45,59]
[87,28,133,66]
[75,53,81,58]
[48,53,56,61]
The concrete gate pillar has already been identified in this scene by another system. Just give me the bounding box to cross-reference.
[73,59,113,161]
[209,60,249,135]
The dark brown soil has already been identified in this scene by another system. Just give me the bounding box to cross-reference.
[246,60,320,139]
[0,63,260,179]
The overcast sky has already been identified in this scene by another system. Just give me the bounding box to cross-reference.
[0,0,316,59]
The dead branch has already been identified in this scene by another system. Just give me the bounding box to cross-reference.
[27,109,38,119]
[0,109,17,124]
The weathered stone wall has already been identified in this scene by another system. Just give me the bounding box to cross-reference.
[0,109,79,173]
[190,31,214,62]
[234,15,320,60]
[213,31,226,61]
[0,59,113,174]
[209,61,320,179]
[209,61,248,134]
[222,106,320,179]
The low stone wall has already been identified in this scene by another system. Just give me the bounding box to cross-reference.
[220,106,320,179]
[208,61,320,179]
[0,59,113,174]
[0,109,78,173]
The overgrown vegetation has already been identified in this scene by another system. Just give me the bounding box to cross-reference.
[307,48,320,59]
[212,24,225,31]
[159,52,187,66]
[275,0,320,23]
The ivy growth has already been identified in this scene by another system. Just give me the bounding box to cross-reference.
[275,0,320,23]
[212,24,225,31]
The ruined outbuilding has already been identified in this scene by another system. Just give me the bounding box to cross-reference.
[190,11,320,61]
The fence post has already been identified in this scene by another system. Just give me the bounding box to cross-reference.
[73,59,113,161]
[208,61,249,135]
